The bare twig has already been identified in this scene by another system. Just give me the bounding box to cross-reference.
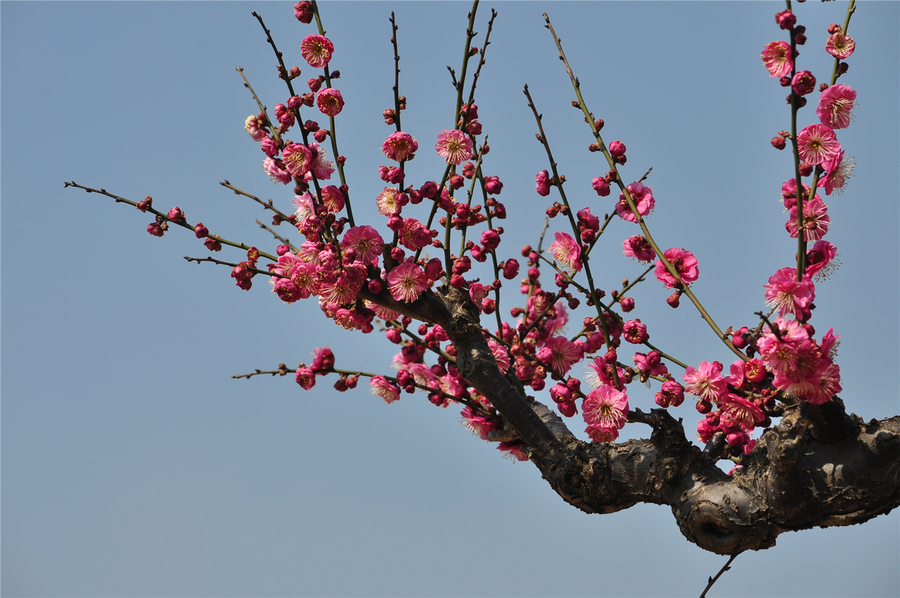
[699,553,740,598]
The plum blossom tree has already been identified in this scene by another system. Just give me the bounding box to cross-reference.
[62,0,897,590]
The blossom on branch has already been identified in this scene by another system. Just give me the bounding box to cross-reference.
[382,132,418,162]
[761,41,793,77]
[387,261,427,302]
[654,248,699,288]
[435,129,473,165]
[370,375,400,404]
[316,88,344,116]
[548,232,582,274]
[816,84,856,129]
[582,384,629,442]
[796,124,840,166]
[301,34,334,68]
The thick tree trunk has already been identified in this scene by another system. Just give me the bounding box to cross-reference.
[364,284,900,555]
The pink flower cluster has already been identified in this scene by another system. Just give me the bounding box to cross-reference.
[757,318,842,405]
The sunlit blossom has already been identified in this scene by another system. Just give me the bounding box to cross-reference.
[548,232,582,274]
[761,41,793,77]
[434,129,473,165]
[301,34,334,68]
[582,384,629,433]
[796,124,840,166]
[387,261,427,302]
[816,84,856,130]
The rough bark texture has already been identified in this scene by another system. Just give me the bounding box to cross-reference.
[363,284,900,555]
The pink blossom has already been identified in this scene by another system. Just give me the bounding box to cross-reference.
[309,142,335,180]
[263,157,292,184]
[370,375,400,403]
[683,361,727,405]
[756,317,810,377]
[387,261,427,302]
[341,225,383,266]
[295,366,316,390]
[498,442,529,461]
[382,132,418,162]
[468,282,489,307]
[633,351,668,377]
[535,170,551,196]
[480,229,501,251]
[796,124,840,166]
[781,178,813,211]
[615,182,654,222]
[608,140,626,158]
[289,262,319,299]
[321,185,345,213]
[654,247,699,288]
[764,267,815,319]
[320,265,366,305]
[654,380,685,408]
[502,259,520,280]
[366,300,399,322]
[803,362,842,405]
[376,187,401,216]
[791,70,816,96]
[591,176,610,197]
[461,405,499,440]
[622,319,648,344]
[294,1,313,23]
[543,300,569,338]
[301,34,334,68]
[379,165,404,184]
[274,103,295,128]
[488,339,511,373]
[537,336,583,376]
[721,394,765,430]
[311,346,335,371]
[761,41,793,77]
[623,235,656,262]
[586,425,619,443]
[582,384,629,434]
[260,136,278,157]
[804,240,839,280]
[316,88,344,117]
[818,150,854,195]
[549,232,582,274]
[786,196,830,242]
[585,355,625,389]
[816,84,856,130]
[282,143,313,177]
[434,129,473,165]
[825,32,855,59]
[775,10,796,30]
[758,320,842,406]
[293,193,316,220]
[245,115,266,141]
[400,218,432,251]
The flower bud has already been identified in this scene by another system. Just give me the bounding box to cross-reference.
[166,206,185,223]
[666,291,681,308]
[194,223,209,238]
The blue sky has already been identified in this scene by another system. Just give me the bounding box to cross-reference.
[2,1,898,596]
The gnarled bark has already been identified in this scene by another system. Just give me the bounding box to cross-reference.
[363,283,900,555]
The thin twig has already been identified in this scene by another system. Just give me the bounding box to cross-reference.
[256,219,297,252]
[699,553,740,598]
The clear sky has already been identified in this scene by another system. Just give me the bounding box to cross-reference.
[2,1,898,596]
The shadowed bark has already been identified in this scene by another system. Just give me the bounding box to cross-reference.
[363,283,900,555]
